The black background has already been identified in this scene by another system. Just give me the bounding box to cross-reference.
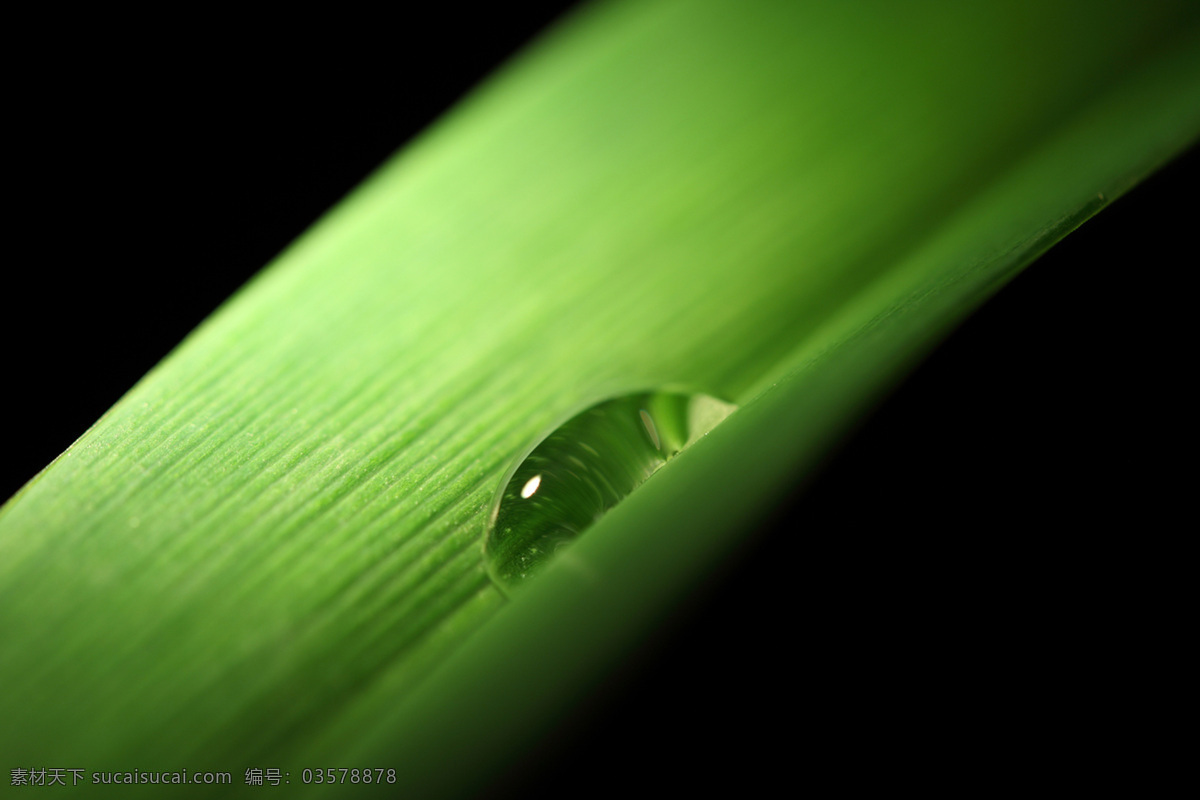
[5,4,1192,793]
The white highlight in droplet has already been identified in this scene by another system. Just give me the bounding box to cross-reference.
[520,474,542,499]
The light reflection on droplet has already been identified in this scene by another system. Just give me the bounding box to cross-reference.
[520,474,542,499]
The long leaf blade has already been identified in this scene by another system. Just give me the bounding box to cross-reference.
[1,0,1196,792]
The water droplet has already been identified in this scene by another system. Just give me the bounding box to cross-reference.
[485,391,737,589]
[520,475,542,499]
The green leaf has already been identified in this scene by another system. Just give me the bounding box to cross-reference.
[3,0,1197,795]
